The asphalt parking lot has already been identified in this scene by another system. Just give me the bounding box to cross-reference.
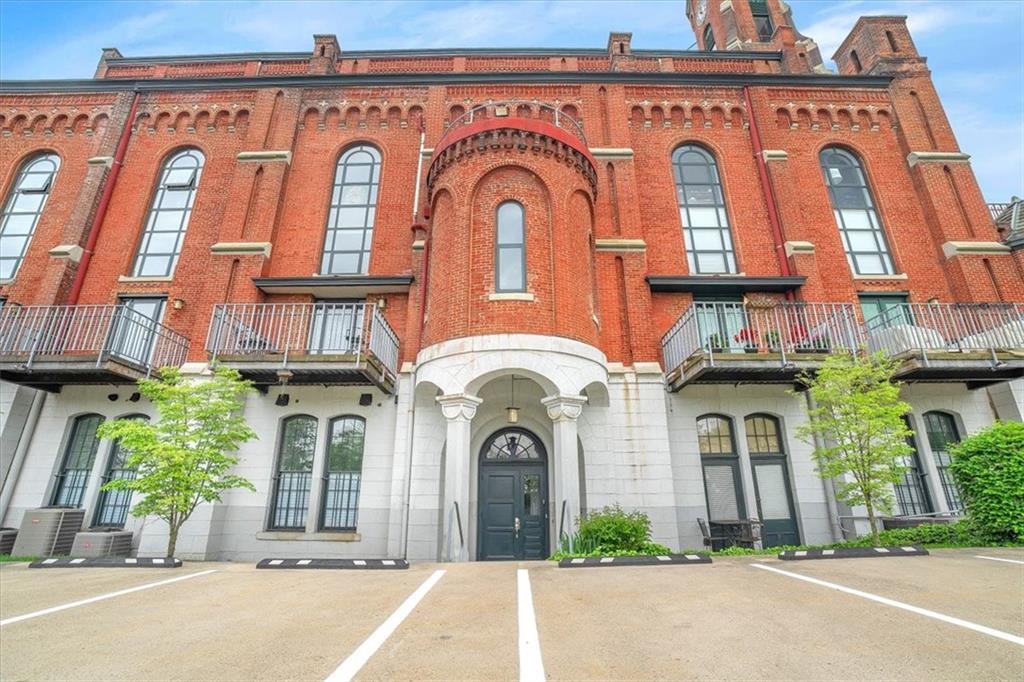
[1,548,1021,681]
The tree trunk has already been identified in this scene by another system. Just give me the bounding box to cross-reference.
[166,525,178,558]
[864,497,880,547]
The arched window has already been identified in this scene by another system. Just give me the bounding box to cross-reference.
[744,414,800,546]
[321,144,381,275]
[672,145,736,274]
[94,414,149,528]
[321,416,365,530]
[703,25,716,51]
[850,50,863,73]
[923,412,963,511]
[269,415,317,530]
[132,148,204,277]
[496,201,526,292]
[0,153,60,280]
[52,414,104,508]
[819,147,895,276]
[697,415,746,521]
[895,416,932,516]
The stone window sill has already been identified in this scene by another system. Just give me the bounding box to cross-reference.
[489,292,535,302]
[257,531,361,542]
[852,273,909,281]
[118,275,173,283]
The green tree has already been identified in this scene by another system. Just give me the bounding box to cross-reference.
[97,366,257,557]
[949,421,1024,542]
[793,352,912,546]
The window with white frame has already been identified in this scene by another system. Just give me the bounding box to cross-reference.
[0,153,61,280]
[132,148,204,278]
[495,201,526,292]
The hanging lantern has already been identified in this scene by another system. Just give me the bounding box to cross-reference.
[506,375,519,424]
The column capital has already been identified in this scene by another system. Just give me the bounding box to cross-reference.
[436,393,482,422]
[541,394,588,422]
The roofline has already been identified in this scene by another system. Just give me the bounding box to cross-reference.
[102,47,784,65]
[0,71,892,95]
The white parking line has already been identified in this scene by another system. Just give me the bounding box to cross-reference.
[324,569,445,682]
[975,555,1024,566]
[752,563,1024,647]
[517,569,546,682]
[0,569,217,627]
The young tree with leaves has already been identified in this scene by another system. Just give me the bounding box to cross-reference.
[794,352,913,546]
[97,366,258,557]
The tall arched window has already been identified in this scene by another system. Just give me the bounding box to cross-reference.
[703,25,716,51]
[697,415,745,522]
[94,414,149,528]
[269,415,318,530]
[496,201,526,292]
[132,148,204,277]
[321,144,381,275]
[321,416,365,530]
[52,414,104,508]
[923,411,963,511]
[744,414,799,547]
[0,153,60,280]
[895,416,932,516]
[672,145,736,274]
[819,147,895,276]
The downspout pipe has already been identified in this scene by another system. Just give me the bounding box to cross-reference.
[67,91,140,304]
[743,85,793,284]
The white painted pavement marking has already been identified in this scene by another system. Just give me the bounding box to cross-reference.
[125,558,137,564]
[516,569,546,682]
[795,551,807,557]
[42,559,57,564]
[822,549,835,556]
[297,559,312,566]
[599,557,613,563]
[70,558,85,564]
[657,555,671,561]
[324,569,445,682]
[874,547,890,553]
[0,569,217,627]
[570,558,585,564]
[353,560,367,566]
[752,563,1024,647]
[381,560,395,566]
[975,555,1024,566]
[684,554,701,561]
[901,546,917,552]
[269,559,283,566]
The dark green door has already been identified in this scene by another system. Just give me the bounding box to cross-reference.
[478,428,548,561]
[751,459,800,548]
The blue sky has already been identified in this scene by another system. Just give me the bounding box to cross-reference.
[1,0,1021,200]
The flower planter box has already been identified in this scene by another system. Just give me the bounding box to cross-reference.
[558,554,711,568]
[777,546,928,561]
[256,558,409,570]
[30,557,182,568]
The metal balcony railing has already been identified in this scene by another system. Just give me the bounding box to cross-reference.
[661,301,862,375]
[863,303,1024,360]
[438,100,586,150]
[0,304,189,374]
[206,302,400,378]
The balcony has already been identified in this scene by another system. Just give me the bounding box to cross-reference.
[206,302,400,392]
[438,100,587,150]
[0,305,189,391]
[863,303,1024,387]
[661,302,861,390]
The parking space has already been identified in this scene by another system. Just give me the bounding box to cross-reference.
[0,549,1021,681]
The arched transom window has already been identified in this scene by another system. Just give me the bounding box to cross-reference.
[819,147,895,276]
[321,145,381,275]
[0,153,60,280]
[133,148,204,278]
[483,428,544,461]
[496,201,526,292]
[672,145,736,274]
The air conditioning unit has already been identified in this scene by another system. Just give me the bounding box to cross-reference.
[71,530,134,558]
[0,527,18,555]
[11,508,86,557]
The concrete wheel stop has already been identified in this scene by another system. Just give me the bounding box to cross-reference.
[778,546,929,560]
[558,553,712,568]
[256,558,409,569]
[29,557,183,568]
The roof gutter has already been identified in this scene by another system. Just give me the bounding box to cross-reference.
[67,91,140,304]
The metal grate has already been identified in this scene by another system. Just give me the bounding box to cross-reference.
[270,472,313,530]
[321,472,361,530]
[52,414,104,508]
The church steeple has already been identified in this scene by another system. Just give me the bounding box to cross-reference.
[685,0,826,73]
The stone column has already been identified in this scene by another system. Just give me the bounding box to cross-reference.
[542,395,588,546]
[436,394,481,562]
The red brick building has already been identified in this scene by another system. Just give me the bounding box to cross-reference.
[1,0,1020,561]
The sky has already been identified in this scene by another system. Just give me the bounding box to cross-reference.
[1,0,1021,200]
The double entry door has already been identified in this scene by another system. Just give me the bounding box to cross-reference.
[703,456,800,548]
[478,462,548,560]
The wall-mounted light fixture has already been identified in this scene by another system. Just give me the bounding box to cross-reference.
[275,394,291,406]
[172,298,185,310]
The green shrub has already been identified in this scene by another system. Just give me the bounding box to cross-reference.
[837,519,1000,548]
[948,421,1024,542]
[577,505,653,553]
